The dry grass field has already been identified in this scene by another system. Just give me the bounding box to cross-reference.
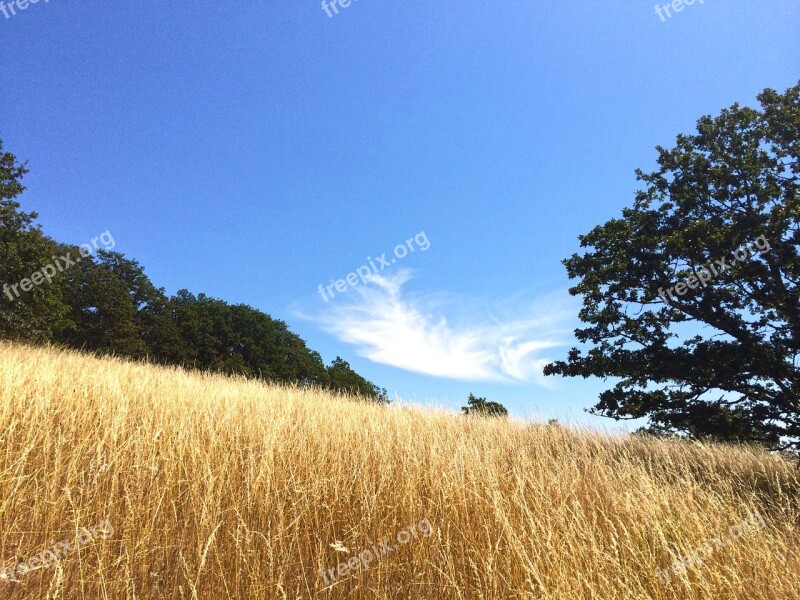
[1,341,799,599]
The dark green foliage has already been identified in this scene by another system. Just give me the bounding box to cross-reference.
[461,393,508,417]
[326,356,388,402]
[56,249,151,358]
[0,146,70,341]
[0,139,386,402]
[169,291,331,386]
[544,83,800,452]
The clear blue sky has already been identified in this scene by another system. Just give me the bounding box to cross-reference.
[2,1,798,427]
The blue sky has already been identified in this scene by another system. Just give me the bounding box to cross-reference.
[1,1,798,427]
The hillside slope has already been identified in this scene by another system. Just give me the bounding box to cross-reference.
[0,342,799,599]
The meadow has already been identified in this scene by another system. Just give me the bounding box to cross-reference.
[0,341,799,599]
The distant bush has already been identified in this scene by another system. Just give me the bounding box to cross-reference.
[461,393,508,418]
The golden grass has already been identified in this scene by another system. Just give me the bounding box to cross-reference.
[1,341,799,599]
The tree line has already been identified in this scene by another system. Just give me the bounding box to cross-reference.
[0,140,387,402]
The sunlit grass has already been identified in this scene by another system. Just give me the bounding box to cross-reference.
[0,341,798,599]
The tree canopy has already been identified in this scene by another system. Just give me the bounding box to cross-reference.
[544,82,800,452]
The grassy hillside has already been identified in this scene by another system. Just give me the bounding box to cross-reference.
[0,342,799,599]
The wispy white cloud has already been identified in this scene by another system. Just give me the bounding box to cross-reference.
[298,270,576,385]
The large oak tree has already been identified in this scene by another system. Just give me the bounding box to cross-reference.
[544,83,800,452]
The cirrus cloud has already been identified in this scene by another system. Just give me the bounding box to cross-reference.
[298,270,576,385]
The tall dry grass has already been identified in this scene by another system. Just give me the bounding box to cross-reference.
[0,341,799,599]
